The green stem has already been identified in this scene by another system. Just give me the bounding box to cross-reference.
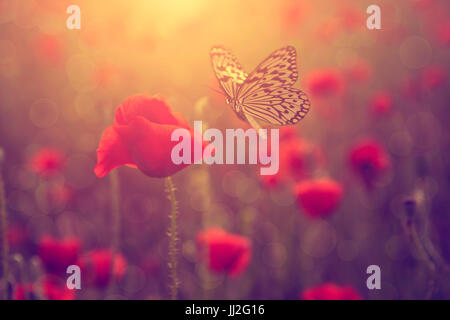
[403,198,438,299]
[107,169,121,295]
[0,172,9,300]
[165,176,179,300]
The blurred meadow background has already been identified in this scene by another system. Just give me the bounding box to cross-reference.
[0,0,449,300]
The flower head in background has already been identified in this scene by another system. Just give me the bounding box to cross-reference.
[421,65,447,91]
[197,228,251,277]
[29,148,65,178]
[301,283,362,300]
[79,249,127,288]
[39,275,76,300]
[95,94,206,178]
[280,0,310,33]
[349,140,390,189]
[344,59,373,84]
[436,20,450,45]
[370,91,393,116]
[38,236,81,275]
[304,69,344,98]
[282,138,325,181]
[339,6,365,32]
[5,224,29,251]
[33,34,64,66]
[294,178,343,218]
[260,133,325,189]
[13,276,75,300]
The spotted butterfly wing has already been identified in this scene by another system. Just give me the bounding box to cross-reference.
[210,46,247,100]
[238,46,310,126]
[210,45,310,128]
[241,86,310,126]
[238,46,298,99]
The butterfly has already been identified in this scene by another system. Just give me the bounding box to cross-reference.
[210,46,311,133]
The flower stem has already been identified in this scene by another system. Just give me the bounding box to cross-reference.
[0,172,9,300]
[165,176,179,300]
[403,196,449,299]
[107,169,121,295]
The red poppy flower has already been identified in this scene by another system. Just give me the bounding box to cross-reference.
[339,6,364,31]
[370,91,393,116]
[436,20,450,45]
[280,0,309,33]
[13,276,75,300]
[92,64,121,89]
[349,140,389,188]
[421,65,447,90]
[13,283,31,300]
[259,136,324,189]
[197,228,251,277]
[47,183,74,207]
[94,94,206,178]
[301,283,362,300]
[33,34,64,65]
[259,172,283,189]
[6,224,28,250]
[294,178,343,218]
[304,69,344,98]
[283,138,325,181]
[40,275,76,300]
[38,236,81,275]
[345,59,373,83]
[279,126,298,142]
[29,148,65,178]
[79,249,127,288]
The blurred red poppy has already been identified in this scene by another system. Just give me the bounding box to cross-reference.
[13,276,75,300]
[280,0,309,33]
[6,224,28,250]
[47,183,74,207]
[339,6,365,32]
[33,34,64,65]
[294,178,343,218]
[39,275,76,300]
[283,138,325,181]
[349,140,389,188]
[95,94,206,178]
[370,91,393,116]
[29,148,65,178]
[13,283,30,300]
[421,65,447,91]
[79,249,127,288]
[304,69,344,98]
[279,126,298,142]
[301,283,362,300]
[197,228,251,277]
[92,64,121,89]
[345,59,373,84]
[260,136,325,189]
[436,20,450,45]
[38,235,81,275]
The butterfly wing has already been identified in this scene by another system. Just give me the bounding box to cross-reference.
[237,46,310,126]
[210,46,248,100]
[242,87,311,126]
[237,46,298,99]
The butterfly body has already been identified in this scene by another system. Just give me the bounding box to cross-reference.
[210,46,310,129]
